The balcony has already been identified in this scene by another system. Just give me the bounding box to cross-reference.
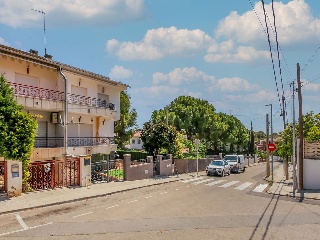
[34,137,115,148]
[8,82,115,111]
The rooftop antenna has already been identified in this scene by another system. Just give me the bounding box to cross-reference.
[31,8,46,55]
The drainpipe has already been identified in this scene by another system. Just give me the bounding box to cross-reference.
[59,67,68,156]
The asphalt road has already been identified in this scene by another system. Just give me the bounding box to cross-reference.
[0,163,320,240]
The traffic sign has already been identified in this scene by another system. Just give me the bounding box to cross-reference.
[268,143,276,151]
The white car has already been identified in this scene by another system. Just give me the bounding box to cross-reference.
[224,155,245,173]
[206,160,231,177]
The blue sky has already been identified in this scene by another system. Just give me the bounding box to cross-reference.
[1,0,320,133]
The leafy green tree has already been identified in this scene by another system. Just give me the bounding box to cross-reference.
[0,74,37,192]
[0,74,37,160]
[114,91,138,149]
[140,121,179,157]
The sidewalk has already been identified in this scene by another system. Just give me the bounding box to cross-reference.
[0,174,190,215]
[266,163,320,200]
[1,163,319,215]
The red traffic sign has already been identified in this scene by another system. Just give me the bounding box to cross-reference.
[268,143,276,151]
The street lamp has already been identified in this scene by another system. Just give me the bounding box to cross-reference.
[265,104,273,182]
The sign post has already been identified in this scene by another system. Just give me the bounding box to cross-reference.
[268,143,276,182]
[195,139,200,176]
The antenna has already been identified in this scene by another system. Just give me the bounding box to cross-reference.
[31,8,46,55]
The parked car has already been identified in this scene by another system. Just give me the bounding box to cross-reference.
[224,154,245,173]
[206,160,230,177]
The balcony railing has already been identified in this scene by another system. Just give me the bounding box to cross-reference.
[10,82,64,101]
[8,82,115,110]
[34,137,115,148]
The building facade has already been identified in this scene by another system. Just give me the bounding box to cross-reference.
[0,44,127,161]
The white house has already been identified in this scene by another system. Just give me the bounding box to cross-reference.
[0,44,128,161]
[130,131,143,150]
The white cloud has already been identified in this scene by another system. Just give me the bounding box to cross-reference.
[0,37,10,46]
[205,45,269,63]
[106,26,214,60]
[0,0,146,28]
[152,67,215,86]
[216,0,320,46]
[209,77,259,92]
[225,90,277,103]
[301,80,320,91]
[109,65,133,80]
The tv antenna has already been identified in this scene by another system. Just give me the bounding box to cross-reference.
[31,9,47,55]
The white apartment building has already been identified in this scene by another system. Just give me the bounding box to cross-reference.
[0,44,127,161]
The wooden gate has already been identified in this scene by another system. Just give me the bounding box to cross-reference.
[28,158,80,191]
[0,161,6,192]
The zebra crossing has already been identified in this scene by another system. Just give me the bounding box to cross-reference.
[179,177,268,193]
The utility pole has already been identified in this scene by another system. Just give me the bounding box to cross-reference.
[291,81,297,195]
[297,63,304,190]
[31,9,47,56]
[282,95,289,180]
[266,114,270,177]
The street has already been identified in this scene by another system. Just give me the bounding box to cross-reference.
[0,163,320,240]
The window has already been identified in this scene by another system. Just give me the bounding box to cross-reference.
[138,139,141,144]
[132,139,135,144]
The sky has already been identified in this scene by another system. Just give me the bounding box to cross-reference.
[1,0,320,134]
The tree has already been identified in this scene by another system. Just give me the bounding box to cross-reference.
[140,121,179,157]
[0,74,37,192]
[0,74,37,160]
[114,91,138,149]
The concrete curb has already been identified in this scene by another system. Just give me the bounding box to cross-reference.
[0,178,181,216]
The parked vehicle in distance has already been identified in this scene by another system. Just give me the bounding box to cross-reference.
[224,154,245,173]
[206,160,230,177]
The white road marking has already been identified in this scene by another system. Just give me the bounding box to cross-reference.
[15,213,29,230]
[181,177,204,183]
[127,200,138,204]
[175,189,179,191]
[219,181,240,188]
[253,184,269,192]
[0,222,53,237]
[160,192,168,195]
[192,179,214,185]
[106,204,119,209]
[234,182,253,190]
[205,180,226,186]
[72,212,93,218]
[145,196,153,199]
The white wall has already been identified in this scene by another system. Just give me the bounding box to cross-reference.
[303,159,320,190]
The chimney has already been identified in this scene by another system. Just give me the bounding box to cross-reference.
[29,49,38,55]
[44,53,53,60]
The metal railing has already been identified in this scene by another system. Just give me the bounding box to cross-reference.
[34,137,115,148]
[8,82,115,110]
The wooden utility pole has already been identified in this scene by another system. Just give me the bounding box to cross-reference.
[282,95,289,180]
[297,63,304,190]
[266,114,270,177]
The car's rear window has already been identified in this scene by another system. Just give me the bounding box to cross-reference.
[224,156,237,162]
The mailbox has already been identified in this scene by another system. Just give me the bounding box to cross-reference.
[84,157,91,166]
[11,164,19,178]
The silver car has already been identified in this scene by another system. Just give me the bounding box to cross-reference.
[206,160,231,177]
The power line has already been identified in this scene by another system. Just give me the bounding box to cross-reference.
[260,0,282,112]
[301,45,320,73]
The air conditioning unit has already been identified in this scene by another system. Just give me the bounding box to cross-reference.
[50,112,58,124]
[86,147,92,154]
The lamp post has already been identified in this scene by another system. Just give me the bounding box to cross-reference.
[265,104,273,182]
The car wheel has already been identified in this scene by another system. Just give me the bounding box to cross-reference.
[207,172,210,176]
[221,170,224,177]
[243,167,245,172]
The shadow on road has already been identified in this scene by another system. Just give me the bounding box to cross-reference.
[249,180,282,240]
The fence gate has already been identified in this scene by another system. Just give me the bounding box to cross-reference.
[91,159,124,184]
[29,158,80,191]
[55,157,80,188]
[0,161,6,192]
